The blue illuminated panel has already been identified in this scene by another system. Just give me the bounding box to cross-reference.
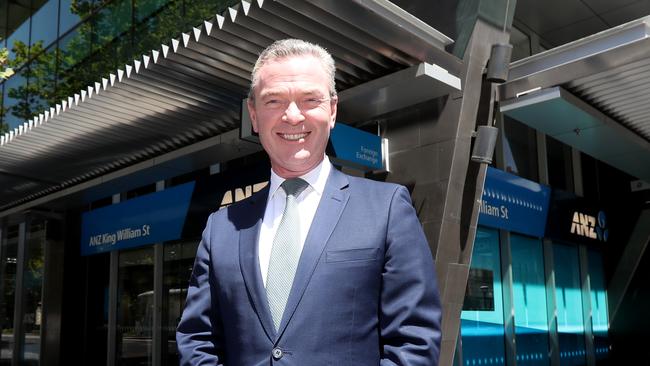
[511,234,550,366]
[553,243,586,365]
[460,227,506,366]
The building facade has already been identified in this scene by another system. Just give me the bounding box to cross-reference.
[1,1,649,365]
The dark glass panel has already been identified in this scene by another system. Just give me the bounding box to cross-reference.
[22,220,47,365]
[502,115,539,182]
[547,136,574,192]
[0,225,19,365]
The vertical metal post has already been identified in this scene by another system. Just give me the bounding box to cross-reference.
[153,180,165,366]
[499,230,517,366]
[107,194,120,366]
[12,220,27,366]
[543,239,560,366]
[579,245,596,366]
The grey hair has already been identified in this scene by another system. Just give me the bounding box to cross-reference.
[248,39,337,100]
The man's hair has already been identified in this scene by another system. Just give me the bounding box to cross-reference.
[248,39,337,100]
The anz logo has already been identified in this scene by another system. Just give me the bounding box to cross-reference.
[219,181,269,210]
[570,211,608,242]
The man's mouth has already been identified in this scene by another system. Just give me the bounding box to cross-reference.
[279,132,309,141]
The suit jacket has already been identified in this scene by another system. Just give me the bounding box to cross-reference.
[176,168,441,365]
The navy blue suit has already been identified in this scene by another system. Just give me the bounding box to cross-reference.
[176,168,441,365]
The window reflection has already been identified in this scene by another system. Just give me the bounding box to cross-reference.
[92,0,132,53]
[163,241,198,366]
[59,0,95,38]
[22,221,47,366]
[26,44,57,118]
[0,225,19,365]
[2,69,28,130]
[117,247,154,366]
[6,19,30,69]
[31,0,59,51]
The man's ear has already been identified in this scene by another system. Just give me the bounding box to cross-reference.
[329,95,338,129]
[247,98,259,133]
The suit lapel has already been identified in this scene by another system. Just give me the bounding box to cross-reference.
[238,186,277,341]
[276,169,350,338]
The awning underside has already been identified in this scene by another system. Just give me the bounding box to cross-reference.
[0,0,459,211]
[500,16,650,182]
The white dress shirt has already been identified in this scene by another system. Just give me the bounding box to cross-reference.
[258,156,332,287]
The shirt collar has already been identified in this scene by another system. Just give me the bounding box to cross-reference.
[269,155,332,199]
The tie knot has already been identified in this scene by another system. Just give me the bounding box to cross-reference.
[281,178,309,197]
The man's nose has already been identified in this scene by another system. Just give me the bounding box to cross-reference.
[283,101,305,124]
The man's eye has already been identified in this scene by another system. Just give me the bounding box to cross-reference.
[303,98,322,107]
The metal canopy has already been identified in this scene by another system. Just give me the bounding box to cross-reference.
[500,16,650,180]
[501,87,650,182]
[0,0,460,211]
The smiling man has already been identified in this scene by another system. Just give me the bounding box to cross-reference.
[176,39,442,366]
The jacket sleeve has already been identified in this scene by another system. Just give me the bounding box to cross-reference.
[176,213,225,366]
[380,186,442,366]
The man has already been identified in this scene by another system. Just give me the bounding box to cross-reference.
[176,39,441,365]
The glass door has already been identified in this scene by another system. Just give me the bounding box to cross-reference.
[162,241,198,366]
[0,225,18,366]
[116,247,154,366]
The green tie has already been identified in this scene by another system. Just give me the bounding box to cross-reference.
[266,178,309,330]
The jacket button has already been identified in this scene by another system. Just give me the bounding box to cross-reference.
[272,347,283,360]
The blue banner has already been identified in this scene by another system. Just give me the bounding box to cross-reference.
[328,123,383,171]
[80,182,195,256]
[478,167,551,237]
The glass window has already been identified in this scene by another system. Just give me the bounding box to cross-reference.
[30,0,59,51]
[133,0,183,55]
[546,136,574,192]
[553,243,586,365]
[460,227,506,366]
[184,0,239,28]
[117,247,154,366]
[26,43,58,117]
[56,23,92,100]
[6,18,30,67]
[135,0,171,22]
[22,220,47,364]
[163,240,199,365]
[3,69,28,131]
[501,116,539,182]
[511,233,549,366]
[1,83,5,133]
[92,0,132,53]
[0,225,19,365]
[588,250,610,363]
[59,0,95,38]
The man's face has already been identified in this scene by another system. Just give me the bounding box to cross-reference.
[247,55,337,178]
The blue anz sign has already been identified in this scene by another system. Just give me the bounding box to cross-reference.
[327,123,384,171]
[81,182,195,256]
[479,167,551,237]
